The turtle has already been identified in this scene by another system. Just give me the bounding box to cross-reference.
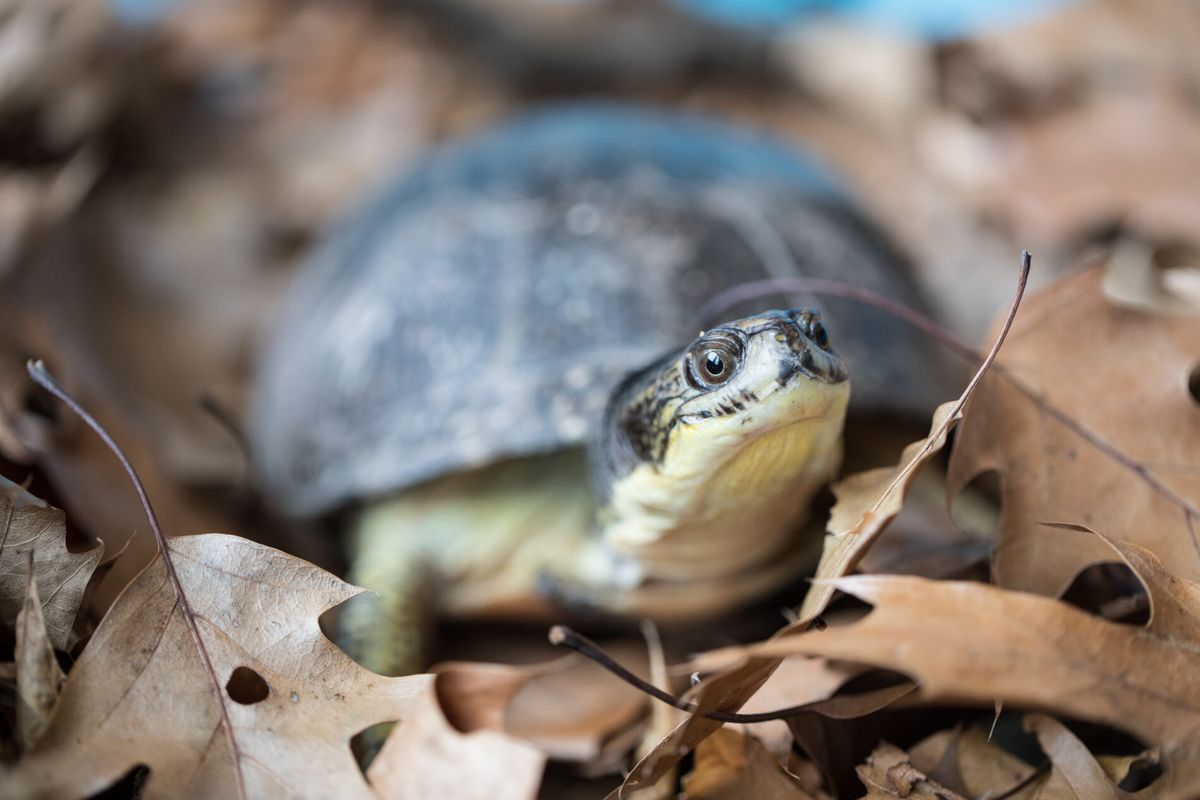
[249,104,950,677]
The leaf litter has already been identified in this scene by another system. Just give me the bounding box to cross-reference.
[3,2,1200,794]
[6,246,1199,799]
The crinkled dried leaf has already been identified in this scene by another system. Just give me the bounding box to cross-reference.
[908,726,1034,799]
[367,682,544,800]
[910,719,1142,800]
[801,399,964,621]
[432,653,647,769]
[856,742,965,800]
[681,728,820,800]
[14,562,65,750]
[735,657,867,759]
[702,561,1200,797]
[0,476,102,649]
[434,658,568,733]
[4,534,429,799]
[949,267,1200,598]
[784,682,920,798]
[1025,714,1134,800]
[622,659,779,791]
[503,646,647,764]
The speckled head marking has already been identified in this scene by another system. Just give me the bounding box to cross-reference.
[587,308,850,589]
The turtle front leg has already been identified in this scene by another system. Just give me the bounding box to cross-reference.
[340,512,435,677]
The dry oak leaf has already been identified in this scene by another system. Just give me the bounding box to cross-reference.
[1023,713,1138,800]
[3,534,430,799]
[856,742,965,800]
[699,542,1200,798]
[801,398,964,621]
[907,719,1150,800]
[949,266,1200,598]
[367,678,545,800]
[0,475,102,650]
[906,725,1035,798]
[434,652,647,766]
[681,727,822,800]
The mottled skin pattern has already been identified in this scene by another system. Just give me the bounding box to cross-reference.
[595,308,843,496]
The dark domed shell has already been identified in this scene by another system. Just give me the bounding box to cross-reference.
[250,105,953,516]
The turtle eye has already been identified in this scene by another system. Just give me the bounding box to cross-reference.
[688,342,740,388]
[703,350,728,379]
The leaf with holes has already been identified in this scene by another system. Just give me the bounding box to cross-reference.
[693,534,1200,798]
[3,534,430,799]
[948,265,1200,597]
[0,476,102,650]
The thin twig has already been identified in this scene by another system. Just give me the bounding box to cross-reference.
[550,625,867,724]
[198,392,251,464]
[696,276,979,362]
[26,361,247,800]
[866,251,1029,519]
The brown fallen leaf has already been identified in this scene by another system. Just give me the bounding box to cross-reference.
[856,742,966,800]
[4,535,431,799]
[681,727,821,800]
[800,398,964,622]
[696,537,1200,797]
[996,90,1200,248]
[632,620,682,800]
[14,558,65,750]
[619,257,1028,793]
[367,676,545,800]
[429,650,648,771]
[0,0,116,275]
[784,682,921,797]
[734,657,867,759]
[1102,236,1200,317]
[434,658,571,733]
[907,719,1151,800]
[907,725,1034,798]
[948,266,1200,598]
[1024,714,1135,800]
[502,649,648,766]
[0,475,102,649]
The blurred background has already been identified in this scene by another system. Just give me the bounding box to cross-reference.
[0,0,1197,636]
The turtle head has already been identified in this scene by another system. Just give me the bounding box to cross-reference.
[587,308,850,593]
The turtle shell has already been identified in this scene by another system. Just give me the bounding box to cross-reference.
[250,104,953,516]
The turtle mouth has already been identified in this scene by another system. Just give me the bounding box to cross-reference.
[776,344,847,387]
[745,313,847,387]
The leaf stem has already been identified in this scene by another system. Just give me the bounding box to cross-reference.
[26,361,247,800]
[700,255,1200,552]
[696,275,980,363]
[549,625,861,723]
